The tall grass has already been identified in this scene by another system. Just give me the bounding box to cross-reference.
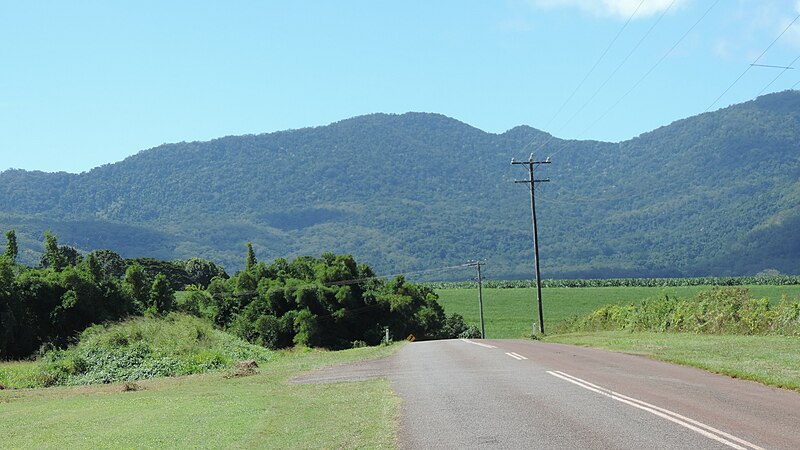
[18,313,271,388]
[564,287,800,335]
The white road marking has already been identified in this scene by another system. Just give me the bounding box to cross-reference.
[547,370,765,450]
[505,352,527,360]
[460,339,497,348]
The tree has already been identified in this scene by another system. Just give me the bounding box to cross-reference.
[215,254,452,349]
[293,308,319,347]
[43,231,66,271]
[4,230,17,263]
[123,264,149,310]
[182,257,228,287]
[149,273,174,314]
[89,249,127,279]
[0,256,18,356]
[246,242,257,271]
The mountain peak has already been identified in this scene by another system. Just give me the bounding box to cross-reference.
[1,93,798,278]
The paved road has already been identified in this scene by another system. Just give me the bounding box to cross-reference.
[389,339,800,450]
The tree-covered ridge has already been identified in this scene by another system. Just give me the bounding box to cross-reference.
[1,92,799,278]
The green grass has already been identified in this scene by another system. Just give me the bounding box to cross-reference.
[436,285,800,338]
[0,361,39,389]
[545,331,800,391]
[0,343,402,449]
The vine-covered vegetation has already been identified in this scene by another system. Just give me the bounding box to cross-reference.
[178,251,479,349]
[34,314,271,387]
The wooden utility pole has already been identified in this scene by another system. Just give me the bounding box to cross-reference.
[466,260,486,339]
[512,155,550,335]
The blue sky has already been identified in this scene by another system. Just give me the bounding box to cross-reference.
[3,0,800,173]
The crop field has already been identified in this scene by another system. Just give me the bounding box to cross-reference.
[435,285,800,338]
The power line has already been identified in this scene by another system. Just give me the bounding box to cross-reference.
[206,262,471,300]
[522,0,647,157]
[544,0,713,162]
[757,53,800,96]
[751,63,795,70]
[706,12,800,112]
[580,0,721,139]
[553,0,677,141]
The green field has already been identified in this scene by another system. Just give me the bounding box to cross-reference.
[0,344,401,449]
[436,285,800,338]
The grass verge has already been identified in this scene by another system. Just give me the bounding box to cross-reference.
[545,331,800,391]
[0,343,402,449]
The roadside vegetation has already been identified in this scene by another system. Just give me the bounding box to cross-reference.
[559,287,800,335]
[1,314,271,389]
[0,230,475,387]
[435,284,800,338]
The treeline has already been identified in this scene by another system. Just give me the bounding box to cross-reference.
[0,231,477,360]
[423,275,800,290]
[176,246,477,350]
[0,230,228,359]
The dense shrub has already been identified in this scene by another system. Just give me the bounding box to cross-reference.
[202,253,461,349]
[565,287,800,336]
[35,314,271,386]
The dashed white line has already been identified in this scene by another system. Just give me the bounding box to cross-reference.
[460,339,497,349]
[547,370,764,450]
[505,352,528,360]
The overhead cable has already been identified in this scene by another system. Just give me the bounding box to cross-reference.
[705,12,800,112]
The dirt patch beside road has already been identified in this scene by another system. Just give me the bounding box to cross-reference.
[288,356,395,384]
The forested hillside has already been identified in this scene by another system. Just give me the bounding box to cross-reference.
[1,91,798,279]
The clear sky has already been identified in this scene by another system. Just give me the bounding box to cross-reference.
[3,0,800,173]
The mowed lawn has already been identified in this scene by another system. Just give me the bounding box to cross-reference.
[436,285,800,338]
[0,345,401,449]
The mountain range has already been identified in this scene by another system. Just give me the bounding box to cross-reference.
[1,91,799,280]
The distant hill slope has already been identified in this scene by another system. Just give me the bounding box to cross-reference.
[1,91,799,279]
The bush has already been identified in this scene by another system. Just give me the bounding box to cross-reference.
[33,314,271,387]
[566,287,800,336]
[457,326,482,339]
[441,313,481,338]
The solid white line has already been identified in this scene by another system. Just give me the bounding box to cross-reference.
[460,339,497,349]
[546,371,764,450]
[552,371,765,450]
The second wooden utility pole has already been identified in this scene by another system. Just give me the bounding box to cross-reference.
[512,155,550,335]
[466,260,486,339]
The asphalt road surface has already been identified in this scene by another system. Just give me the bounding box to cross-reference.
[388,339,800,450]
